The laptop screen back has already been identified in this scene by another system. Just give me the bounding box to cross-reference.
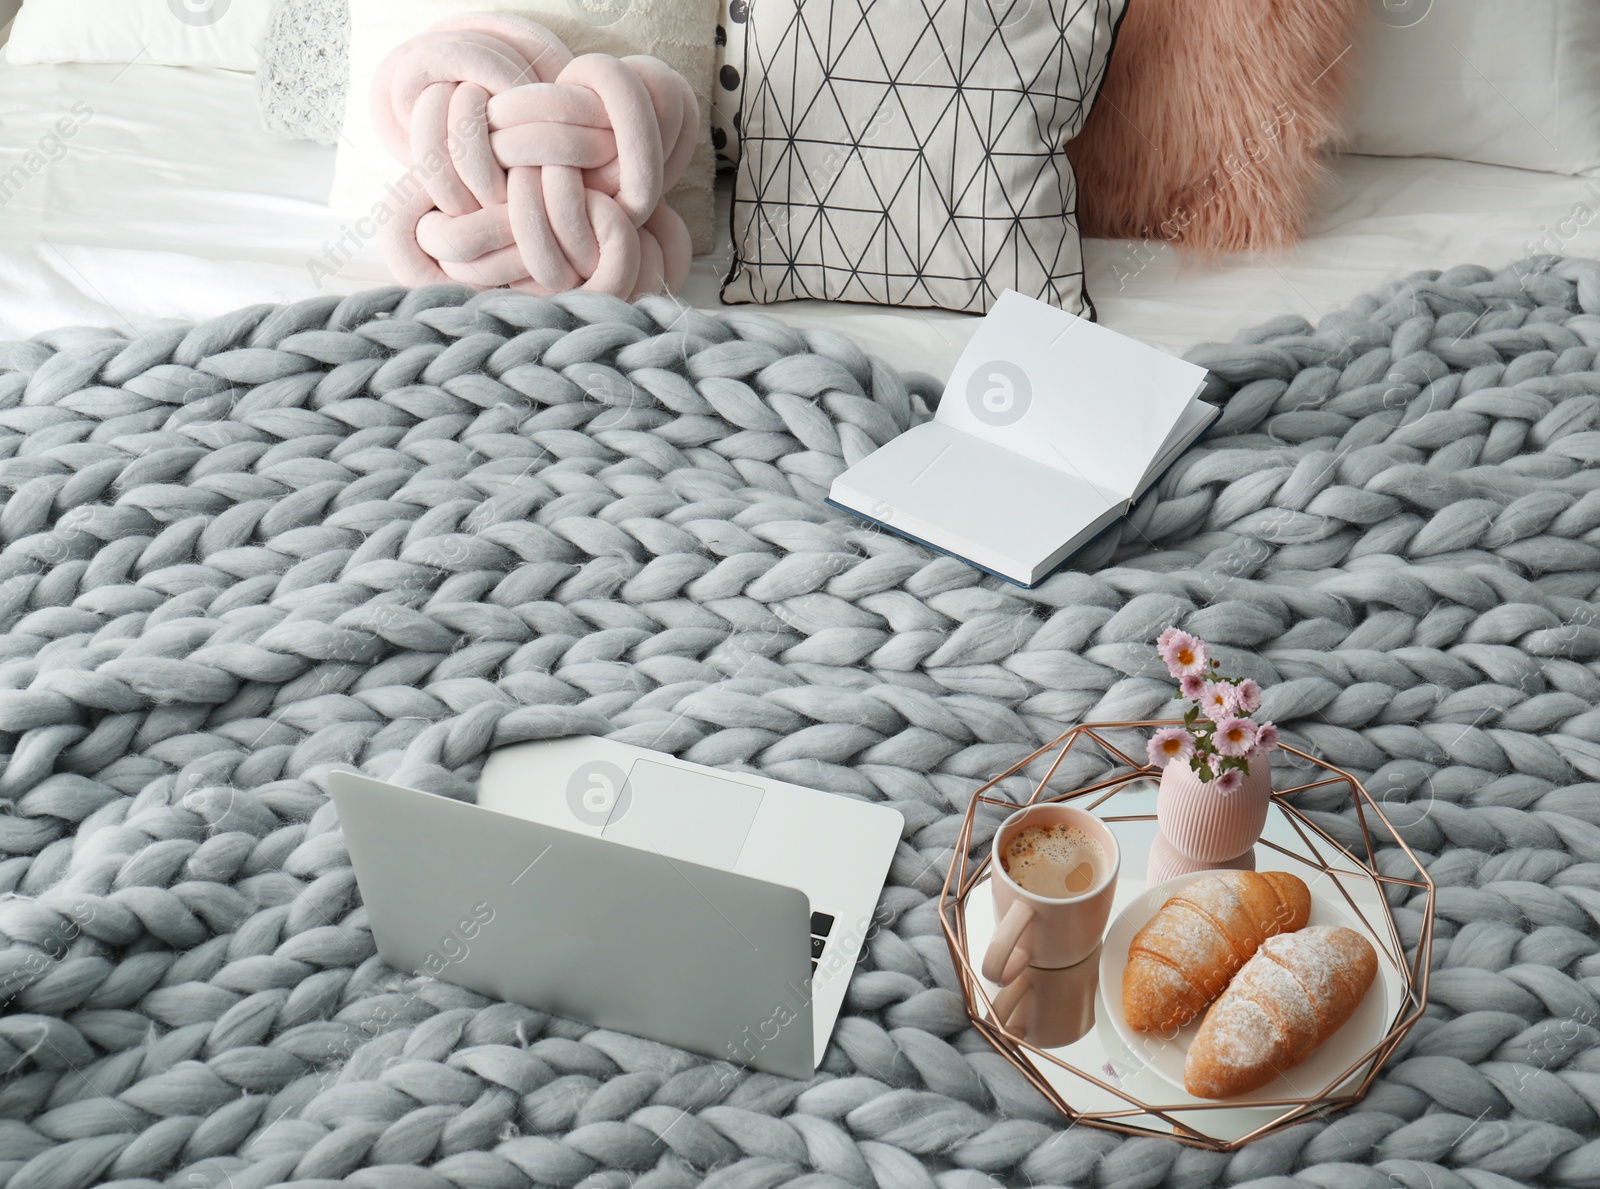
[330,771,816,1077]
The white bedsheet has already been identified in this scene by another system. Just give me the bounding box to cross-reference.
[0,59,1597,380]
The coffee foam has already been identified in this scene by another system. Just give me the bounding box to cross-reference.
[1002,823,1107,898]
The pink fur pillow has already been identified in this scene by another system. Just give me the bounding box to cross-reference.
[1068,0,1362,257]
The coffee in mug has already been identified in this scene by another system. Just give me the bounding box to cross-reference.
[982,803,1120,986]
[1001,824,1108,899]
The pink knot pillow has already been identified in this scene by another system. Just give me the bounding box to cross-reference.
[371,13,697,299]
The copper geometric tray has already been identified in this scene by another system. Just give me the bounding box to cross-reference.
[939,720,1435,1150]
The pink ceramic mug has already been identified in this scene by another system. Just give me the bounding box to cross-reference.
[981,804,1120,986]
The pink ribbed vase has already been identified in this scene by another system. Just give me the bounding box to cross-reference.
[1155,759,1272,863]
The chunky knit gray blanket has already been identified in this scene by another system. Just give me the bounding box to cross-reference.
[3,259,1600,1189]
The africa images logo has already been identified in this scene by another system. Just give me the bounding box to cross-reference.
[168,0,229,25]
[1368,0,1430,27]
[567,761,631,826]
[966,360,1032,426]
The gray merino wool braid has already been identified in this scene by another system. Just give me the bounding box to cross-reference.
[5,258,1600,1188]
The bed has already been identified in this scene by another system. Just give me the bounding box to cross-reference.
[4,38,1600,1189]
[2,57,1597,370]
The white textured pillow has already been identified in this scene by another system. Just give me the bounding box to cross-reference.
[257,0,349,144]
[332,0,718,255]
[1347,0,1600,176]
[6,0,272,71]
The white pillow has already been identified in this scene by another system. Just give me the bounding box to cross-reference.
[6,0,272,71]
[1347,0,1600,176]
[333,0,718,255]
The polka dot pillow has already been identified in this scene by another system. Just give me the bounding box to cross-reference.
[713,0,745,166]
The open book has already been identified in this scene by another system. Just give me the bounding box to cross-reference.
[827,290,1215,586]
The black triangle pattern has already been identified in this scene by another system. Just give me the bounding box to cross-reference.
[722,0,1126,316]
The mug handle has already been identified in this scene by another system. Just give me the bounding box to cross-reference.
[992,964,1035,1031]
[981,900,1035,985]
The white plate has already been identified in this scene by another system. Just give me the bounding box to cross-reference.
[1097,872,1392,1104]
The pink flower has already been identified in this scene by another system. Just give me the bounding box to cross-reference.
[1232,678,1262,715]
[1157,628,1208,679]
[1178,673,1205,699]
[1214,768,1244,795]
[1147,727,1196,768]
[1250,721,1280,757]
[1214,717,1256,757]
[1199,681,1235,721]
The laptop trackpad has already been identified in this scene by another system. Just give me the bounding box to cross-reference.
[600,759,764,869]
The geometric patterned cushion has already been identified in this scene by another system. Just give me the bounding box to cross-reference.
[721,0,1127,315]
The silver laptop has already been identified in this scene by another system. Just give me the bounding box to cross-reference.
[329,736,903,1078]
